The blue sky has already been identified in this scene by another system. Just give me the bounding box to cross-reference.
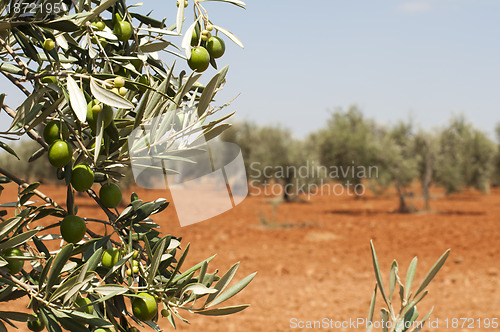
[192,0,500,138]
[2,0,500,139]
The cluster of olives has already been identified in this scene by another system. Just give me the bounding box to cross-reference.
[42,118,123,245]
[100,247,158,321]
[188,23,226,72]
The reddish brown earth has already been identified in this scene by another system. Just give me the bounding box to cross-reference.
[1,183,499,331]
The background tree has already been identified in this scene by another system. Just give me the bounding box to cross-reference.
[373,121,419,213]
[316,105,379,198]
[412,129,438,211]
[0,140,57,184]
[491,123,500,187]
[223,122,295,201]
[435,116,495,194]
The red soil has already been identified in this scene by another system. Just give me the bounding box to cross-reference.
[1,183,499,331]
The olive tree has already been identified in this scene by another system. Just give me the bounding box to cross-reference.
[435,116,495,194]
[222,122,295,201]
[317,106,379,198]
[412,130,438,211]
[372,121,418,213]
[491,123,500,187]
[0,0,255,331]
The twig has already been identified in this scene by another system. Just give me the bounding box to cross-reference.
[0,269,66,310]
[0,167,62,209]
[21,71,91,82]
[0,70,30,96]
[86,22,114,74]
[0,35,29,77]
[86,188,117,221]
[0,269,37,296]
[64,118,91,162]
[1,103,49,150]
[86,227,121,246]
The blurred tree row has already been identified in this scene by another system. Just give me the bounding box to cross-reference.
[3,106,499,211]
[222,105,500,212]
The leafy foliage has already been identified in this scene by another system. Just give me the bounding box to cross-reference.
[435,116,495,194]
[365,241,450,332]
[317,106,380,191]
[0,0,254,331]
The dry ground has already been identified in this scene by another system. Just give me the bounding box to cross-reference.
[1,183,499,331]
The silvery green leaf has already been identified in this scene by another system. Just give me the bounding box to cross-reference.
[61,62,73,70]
[102,251,135,280]
[141,41,171,53]
[176,0,185,33]
[414,249,450,297]
[181,19,200,59]
[207,272,256,307]
[55,34,69,50]
[90,77,134,109]
[182,283,217,296]
[167,238,181,250]
[213,25,244,48]
[198,261,208,284]
[45,244,74,298]
[367,284,377,326]
[26,96,65,132]
[75,0,118,25]
[389,260,398,302]
[37,234,62,240]
[94,110,104,164]
[88,45,98,58]
[54,309,112,328]
[94,30,118,41]
[93,285,128,296]
[66,76,87,123]
[380,308,390,332]
[161,253,172,261]
[405,257,418,299]
[62,273,95,305]
[0,311,31,322]
[10,88,47,131]
[398,278,405,305]
[38,53,77,63]
[0,141,19,160]
[138,27,179,36]
[204,262,239,306]
[61,261,78,273]
[0,229,39,250]
[370,240,389,307]
[194,305,249,316]
[403,306,419,332]
[192,123,231,146]
[148,237,166,285]
[0,63,24,75]
[49,275,79,302]
[198,73,220,117]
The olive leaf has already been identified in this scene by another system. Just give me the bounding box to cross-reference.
[90,77,134,109]
[66,76,87,123]
[213,25,244,48]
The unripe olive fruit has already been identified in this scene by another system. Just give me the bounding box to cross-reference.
[114,76,125,88]
[43,38,55,51]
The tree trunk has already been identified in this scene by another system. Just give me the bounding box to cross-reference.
[422,142,433,211]
[395,181,408,213]
[283,177,292,202]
